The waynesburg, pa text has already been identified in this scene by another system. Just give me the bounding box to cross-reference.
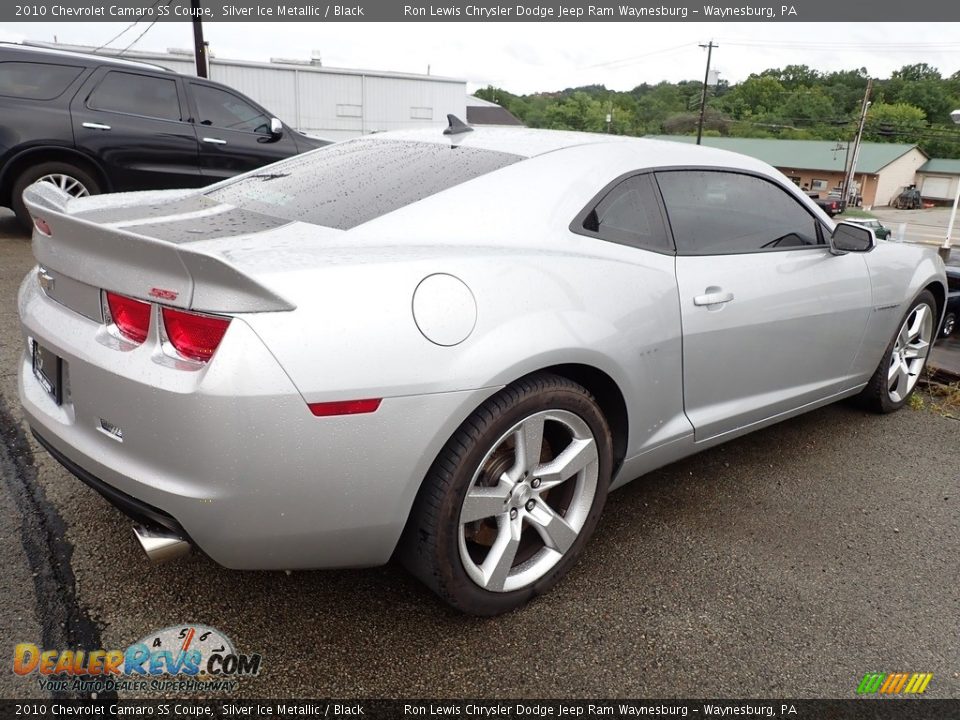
[401,4,797,18]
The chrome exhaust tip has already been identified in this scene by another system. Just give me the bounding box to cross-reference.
[132,524,191,564]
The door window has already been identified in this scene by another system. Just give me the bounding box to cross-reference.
[191,84,271,134]
[656,170,822,255]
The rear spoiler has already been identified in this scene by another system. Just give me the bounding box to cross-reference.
[23,183,294,313]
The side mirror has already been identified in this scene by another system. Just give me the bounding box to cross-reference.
[269,117,283,138]
[831,221,875,254]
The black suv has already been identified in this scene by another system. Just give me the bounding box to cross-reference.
[0,43,328,229]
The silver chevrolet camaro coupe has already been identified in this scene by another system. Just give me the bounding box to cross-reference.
[18,123,947,615]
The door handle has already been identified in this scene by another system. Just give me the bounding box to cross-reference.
[82,122,111,130]
[693,290,735,307]
[202,137,227,145]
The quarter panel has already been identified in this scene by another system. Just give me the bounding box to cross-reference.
[244,236,691,464]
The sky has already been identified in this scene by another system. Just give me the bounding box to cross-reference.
[3,22,960,94]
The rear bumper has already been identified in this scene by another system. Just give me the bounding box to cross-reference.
[18,273,494,569]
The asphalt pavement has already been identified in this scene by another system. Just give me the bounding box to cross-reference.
[0,208,958,700]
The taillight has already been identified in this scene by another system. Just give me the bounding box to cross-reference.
[307,399,382,417]
[161,307,231,362]
[106,292,151,344]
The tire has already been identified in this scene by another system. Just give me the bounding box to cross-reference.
[942,312,956,338]
[400,373,613,616]
[11,161,101,231]
[858,290,936,413]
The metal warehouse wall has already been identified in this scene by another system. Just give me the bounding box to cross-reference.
[149,57,466,141]
[192,60,465,140]
[27,43,467,142]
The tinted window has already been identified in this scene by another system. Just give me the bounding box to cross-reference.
[581,174,669,251]
[0,61,82,100]
[88,71,181,121]
[208,139,521,230]
[656,170,822,255]
[192,84,270,133]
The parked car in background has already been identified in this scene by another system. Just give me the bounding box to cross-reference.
[0,43,328,230]
[844,217,892,240]
[18,127,946,615]
[806,190,842,217]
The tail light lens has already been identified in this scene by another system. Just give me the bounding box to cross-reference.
[106,292,151,344]
[162,307,231,362]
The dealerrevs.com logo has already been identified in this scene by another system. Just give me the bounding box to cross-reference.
[13,624,261,694]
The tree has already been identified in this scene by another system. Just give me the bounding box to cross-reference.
[863,103,926,143]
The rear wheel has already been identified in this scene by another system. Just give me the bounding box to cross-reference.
[12,161,101,231]
[401,373,613,615]
[858,290,936,413]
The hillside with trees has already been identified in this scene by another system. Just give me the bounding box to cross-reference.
[475,63,960,158]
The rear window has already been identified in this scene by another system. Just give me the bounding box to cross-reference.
[0,61,83,100]
[207,139,522,230]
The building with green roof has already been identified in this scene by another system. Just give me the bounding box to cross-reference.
[652,136,929,208]
[916,159,960,203]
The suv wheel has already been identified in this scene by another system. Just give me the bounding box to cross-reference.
[12,161,101,231]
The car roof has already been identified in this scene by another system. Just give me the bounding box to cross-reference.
[0,42,173,73]
[363,126,780,171]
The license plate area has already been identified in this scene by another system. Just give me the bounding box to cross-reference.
[32,340,62,405]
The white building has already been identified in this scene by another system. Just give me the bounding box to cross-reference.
[26,41,467,141]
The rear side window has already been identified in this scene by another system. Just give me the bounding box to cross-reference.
[578,173,670,251]
[0,61,83,100]
[88,71,181,121]
[208,139,522,230]
[656,170,822,255]
[191,84,270,134]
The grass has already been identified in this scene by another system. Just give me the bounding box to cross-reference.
[918,376,960,420]
[836,208,876,219]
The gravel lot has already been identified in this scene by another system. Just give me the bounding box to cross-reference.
[0,207,958,700]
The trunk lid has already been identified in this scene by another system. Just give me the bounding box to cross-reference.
[22,183,296,313]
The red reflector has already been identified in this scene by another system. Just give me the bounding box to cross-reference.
[106,292,151,344]
[33,218,52,236]
[161,307,231,362]
[308,398,382,417]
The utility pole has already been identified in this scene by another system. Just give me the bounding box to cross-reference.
[841,78,872,209]
[191,0,208,78]
[696,41,717,145]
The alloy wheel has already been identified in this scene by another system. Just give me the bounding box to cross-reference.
[457,409,598,593]
[887,303,933,403]
[37,173,91,199]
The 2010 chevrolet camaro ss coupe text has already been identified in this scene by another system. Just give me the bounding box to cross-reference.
[18,126,947,615]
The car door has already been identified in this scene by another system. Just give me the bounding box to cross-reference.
[187,81,298,181]
[70,67,204,191]
[656,169,874,442]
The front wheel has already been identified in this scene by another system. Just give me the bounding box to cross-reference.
[858,290,936,413]
[942,312,956,338]
[401,373,613,615]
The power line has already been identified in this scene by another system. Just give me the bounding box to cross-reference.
[92,0,163,53]
[117,1,171,56]
[585,43,693,70]
[92,21,141,53]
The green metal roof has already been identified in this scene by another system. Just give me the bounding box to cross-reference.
[918,158,960,175]
[651,136,924,174]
